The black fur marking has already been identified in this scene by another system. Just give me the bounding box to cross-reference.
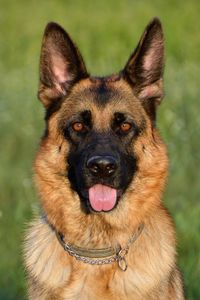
[89,76,122,107]
[42,97,64,139]
[114,112,126,123]
[112,112,141,138]
[67,130,137,213]
[80,110,92,127]
[45,98,63,121]
[62,110,92,143]
[93,85,116,106]
[142,98,157,127]
[138,118,146,135]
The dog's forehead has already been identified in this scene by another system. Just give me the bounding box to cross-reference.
[62,77,143,118]
[75,76,135,104]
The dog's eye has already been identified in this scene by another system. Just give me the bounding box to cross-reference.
[120,122,132,132]
[72,122,85,132]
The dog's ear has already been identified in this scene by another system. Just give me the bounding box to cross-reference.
[123,18,164,123]
[38,22,88,108]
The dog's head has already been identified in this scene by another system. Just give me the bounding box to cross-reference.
[36,18,167,222]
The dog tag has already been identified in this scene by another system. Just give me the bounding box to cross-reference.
[118,257,127,271]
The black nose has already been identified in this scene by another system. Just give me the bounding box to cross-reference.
[87,155,117,177]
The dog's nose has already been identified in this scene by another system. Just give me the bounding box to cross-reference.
[87,156,117,177]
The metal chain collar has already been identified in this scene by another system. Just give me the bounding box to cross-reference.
[56,224,144,271]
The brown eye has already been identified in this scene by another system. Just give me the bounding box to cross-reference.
[120,122,132,132]
[72,122,85,132]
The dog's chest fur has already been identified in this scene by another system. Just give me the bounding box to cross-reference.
[25,216,180,300]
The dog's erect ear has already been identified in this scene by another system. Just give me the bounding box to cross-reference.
[38,22,88,108]
[123,18,164,122]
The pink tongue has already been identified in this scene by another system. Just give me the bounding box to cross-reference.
[88,184,117,212]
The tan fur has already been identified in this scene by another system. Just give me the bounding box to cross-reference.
[24,20,184,299]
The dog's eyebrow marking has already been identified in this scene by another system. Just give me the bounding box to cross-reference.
[80,110,91,120]
[112,112,146,137]
[80,110,92,127]
[114,112,126,123]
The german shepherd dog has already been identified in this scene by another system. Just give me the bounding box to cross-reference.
[24,18,185,299]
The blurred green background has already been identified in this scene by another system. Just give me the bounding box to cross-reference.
[0,0,199,299]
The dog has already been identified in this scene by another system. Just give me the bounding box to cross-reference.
[24,18,185,299]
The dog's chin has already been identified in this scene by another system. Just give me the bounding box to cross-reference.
[79,186,123,214]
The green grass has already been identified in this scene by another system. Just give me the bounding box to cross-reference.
[0,1,199,299]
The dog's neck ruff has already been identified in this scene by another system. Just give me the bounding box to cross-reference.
[55,224,144,271]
